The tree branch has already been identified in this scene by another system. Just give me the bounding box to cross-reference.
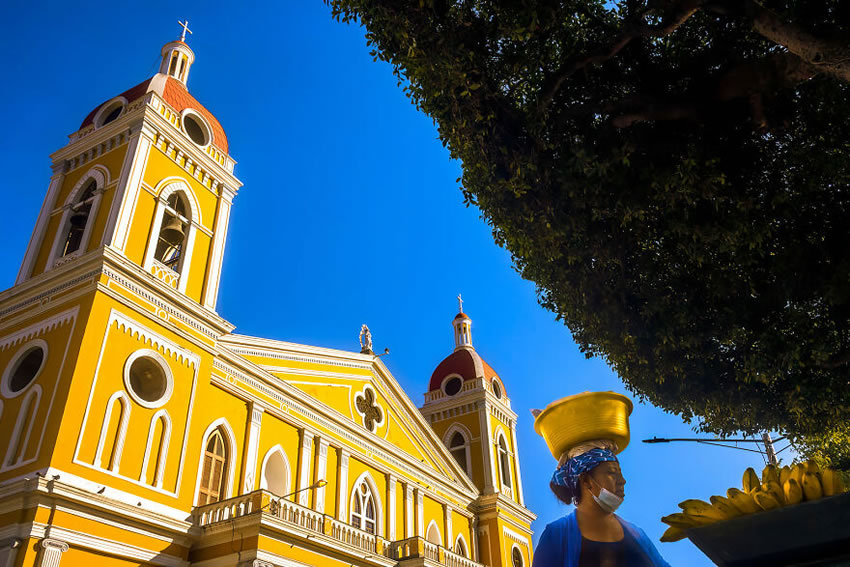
[536,0,706,116]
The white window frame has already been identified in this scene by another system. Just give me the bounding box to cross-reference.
[426,519,443,546]
[193,418,237,506]
[48,167,107,268]
[94,391,131,472]
[496,429,513,494]
[0,339,47,399]
[260,444,292,497]
[454,534,469,557]
[123,349,173,409]
[2,385,42,470]
[349,471,383,536]
[93,96,128,128]
[139,409,172,488]
[443,424,472,478]
[143,180,201,294]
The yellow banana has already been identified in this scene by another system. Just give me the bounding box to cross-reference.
[726,487,761,514]
[783,478,803,505]
[789,463,805,485]
[762,480,785,505]
[821,468,846,496]
[753,487,782,511]
[802,472,823,501]
[762,464,779,485]
[743,467,760,493]
[710,495,742,518]
[678,499,731,521]
[661,512,715,529]
[660,526,688,543]
[805,460,821,475]
[779,465,792,486]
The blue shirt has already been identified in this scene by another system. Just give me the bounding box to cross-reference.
[533,511,672,567]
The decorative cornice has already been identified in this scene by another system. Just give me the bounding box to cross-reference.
[110,310,199,369]
[0,307,78,350]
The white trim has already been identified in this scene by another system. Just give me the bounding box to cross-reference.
[93,96,128,128]
[509,425,525,505]
[443,423,472,479]
[405,484,414,538]
[123,349,174,409]
[454,534,469,558]
[480,405,496,493]
[297,429,314,507]
[349,470,383,537]
[110,135,150,252]
[180,109,212,149]
[440,373,464,397]
[155,178,202,228]
[2,386,41,469]
[139,409,172,488]
[0,339,48,399]
[242,405,264,493]
[387,474,397,540]
[93,391,130,472]
[496,428,513,494]
[17,172,64,284]
[47,166,108,269]
[336,449,349,521]
[314,437,329,512]
[509,542,526,567]
[203,197,230,309]
[143,179,200,293]
[193,418,237,505]
[425,519,442,546]
[259,444,292,497]
[416,489,424,537]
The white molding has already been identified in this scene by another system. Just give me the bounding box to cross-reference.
[416,488,424,537]
[297,429,314,507]
[17,172,64,284]
[445,503,453,548]
[336,449,349,521]
[509,425,525,505]
[314,437,329,513]
[495,428,513,495]
[405,484,414,538]
[93,391,130,472]
[122,349,174,409]
[92,96,128,129]
[193,418,238,505]
[454,533,469,558]
[38,537,68,567]
[139,409,172,488]
[242,404,263,493]
[0,339,48,399]
[353,383,384,433]
[349,470,384,537]
[440,373,464,397]
[479,405,496,493]
[442,423,472,479]
[387,474,396,540]
[259,444,291,497]
[154,178,202,228]
[508,542,526,567]
[179,109,212,150]
[202,197,230,309]
[2,386,41,470]
[47,166,108,270]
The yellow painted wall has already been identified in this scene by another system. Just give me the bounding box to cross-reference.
[255,412,300,494]
[347,457,386,533]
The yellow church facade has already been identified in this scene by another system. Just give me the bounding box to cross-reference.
[0,29,535,567]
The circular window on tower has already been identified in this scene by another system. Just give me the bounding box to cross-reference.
[181,110,211,147]
[442,375,463,396]
[123,350,173,408]
[93,97,127,128]
[1,340,47,398]
[492,379,503,399]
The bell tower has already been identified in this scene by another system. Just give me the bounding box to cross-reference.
[16,22,241,310]
[420,298,535,567]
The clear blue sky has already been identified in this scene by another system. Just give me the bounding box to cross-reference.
[0,2,797,565]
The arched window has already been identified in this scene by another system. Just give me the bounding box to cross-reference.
[198,429,228,505]
[498,434,512,490]
[140,410,171,488]
[449,431,469,475]
[4,386,41,468]
[260,446,291,497]
[154,192,190,272]
[426,520,442,546]
[94,391,130,472]
[454,535,468,557]
[350,479,377,534]
[512,546,524,567]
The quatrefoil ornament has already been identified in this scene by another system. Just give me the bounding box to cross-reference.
[355,387,383,432]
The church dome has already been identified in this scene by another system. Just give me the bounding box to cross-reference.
[428,347,501,392]
[79,75,229,153]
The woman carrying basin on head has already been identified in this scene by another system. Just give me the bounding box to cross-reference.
[532,391,671,567]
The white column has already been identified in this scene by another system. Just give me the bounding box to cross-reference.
[405,484,414,537]
[337,449,350,521]
[387,474,397,540]
[509,422,525,505]
[445,504,453,550]
[415,488,424,537]
[38,539,68,567]
[203,189,233,309]
[16,169,63,284]
[297,428,314,506]
[242,404,264,493]
[315,437,329,513]
[478,402,497,493]
[108,134,150,252]
[470,517,479,562]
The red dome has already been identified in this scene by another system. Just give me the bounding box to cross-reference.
[428,348,500,392]
[80,75,228,152]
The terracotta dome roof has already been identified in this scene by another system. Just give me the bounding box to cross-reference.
[80,75,228,152]
[428,348,500,392]
[453,312,470,320]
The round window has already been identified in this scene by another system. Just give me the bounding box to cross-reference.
[443,376,463,396]
[101,103,123,125]
[182,113,210,146]
[2,343,47,397]
[492,380,503,399]
[124,351,173,408]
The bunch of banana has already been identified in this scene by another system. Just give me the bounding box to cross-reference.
[660,461,847,543]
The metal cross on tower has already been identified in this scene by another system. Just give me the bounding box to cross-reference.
[457,294,463,313]
[178,20,193,42]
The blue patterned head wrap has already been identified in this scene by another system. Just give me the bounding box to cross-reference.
[551,447,618,495]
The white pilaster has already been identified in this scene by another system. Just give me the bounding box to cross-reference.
[405,484,414,537]
[315,437,329,513]
[479,402,497,492]
[337,449,349,521]
[509,422,525,505]
[108,134,150,251]
[471,517,479,562]
[38,538,68,567]
[16,170,63,284]
[387,474,397,540]
[416,488,424,537]
[242,404,264,493]
[445,504,453,550]
[203,188,233,309]
[297,429,314,507]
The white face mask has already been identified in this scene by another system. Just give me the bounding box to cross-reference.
[589,476,623,513]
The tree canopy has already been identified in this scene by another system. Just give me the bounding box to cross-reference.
[329,0,850,465]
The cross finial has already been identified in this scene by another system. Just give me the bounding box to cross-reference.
[178,20,192,42]
[457,294,463,314]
